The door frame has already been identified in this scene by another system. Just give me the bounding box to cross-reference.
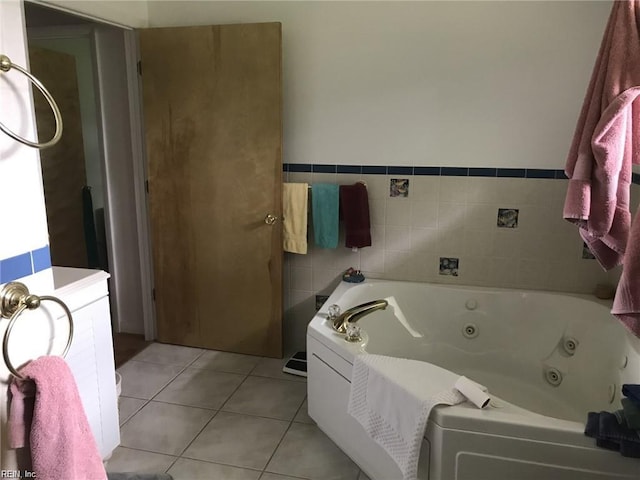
[26,20,155,340]
[123,29,155,340]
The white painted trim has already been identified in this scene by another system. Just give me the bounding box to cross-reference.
[124,29,156,341]
[27,0,136,30]
[27,24,93,40]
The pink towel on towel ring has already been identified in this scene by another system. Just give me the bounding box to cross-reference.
[8,356,107,480]
[613,208,640,337]
[563,0,640,270]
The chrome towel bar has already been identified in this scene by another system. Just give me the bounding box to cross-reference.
[0,282,73,379]
[0,54,63,149]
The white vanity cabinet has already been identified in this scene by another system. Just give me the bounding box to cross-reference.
[52,267,120,460]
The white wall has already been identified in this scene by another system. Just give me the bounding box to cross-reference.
[0,1,53,291]
[0,0,52,470]
[147,1,612,169]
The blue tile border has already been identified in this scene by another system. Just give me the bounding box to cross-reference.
[497,168,526,178]
[388,166,413,175]
[414,167,440,176]
[283,164,569,179]
[525,169,556,179]
[469,168,497,177]
[337,165,362,174]
[362,166,387,175]
[288,163,312,173]
[441,167,468,176]
[313,164,336,173]
[32,245,52,273]
[0,245,52,284]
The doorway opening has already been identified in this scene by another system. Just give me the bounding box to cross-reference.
[24,1,154,367]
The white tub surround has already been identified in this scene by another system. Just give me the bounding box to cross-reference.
[1,267,119,468]
[307,279,640,480]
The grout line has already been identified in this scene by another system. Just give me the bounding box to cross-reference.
[176,454,265,473]
[261,417,295,477]
[290,394,308,424]
[217,373,250,411]
[108,445,178,459]
[174,409,220,458]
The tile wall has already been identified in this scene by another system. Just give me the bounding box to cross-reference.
[282,165,638,352]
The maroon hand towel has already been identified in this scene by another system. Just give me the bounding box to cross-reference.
[339,182,372,248]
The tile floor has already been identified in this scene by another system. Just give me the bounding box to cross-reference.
[108,342,371,480]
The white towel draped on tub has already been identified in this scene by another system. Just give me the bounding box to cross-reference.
[348,354,465,480]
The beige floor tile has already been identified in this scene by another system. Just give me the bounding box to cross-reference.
[117,360,183,399]
[154,367,245,409]
[251,357,307,383]
[191,350,261,374]
[120,401,215,456]
[266,423,359,480]
[167,458,261,480]
[105,446,175,474]
[131,342,204,366]
[222,376,306,421]
[293,399,314,425]
[118,396,147,426]
[183,411,288,470]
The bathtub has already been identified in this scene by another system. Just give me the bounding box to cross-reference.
[306,279,640,480]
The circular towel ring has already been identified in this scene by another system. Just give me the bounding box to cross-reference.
[0,54,63,149]
[2,293,74,379]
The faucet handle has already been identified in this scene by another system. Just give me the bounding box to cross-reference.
[345,323,362,343]
[328,304,341,321]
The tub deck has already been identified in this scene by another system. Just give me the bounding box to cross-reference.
[307,279,640,479]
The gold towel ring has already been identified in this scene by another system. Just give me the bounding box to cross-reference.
[0,54,63,149]
[0,282,74,379]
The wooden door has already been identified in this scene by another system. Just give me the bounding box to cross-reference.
[139,23,283,357]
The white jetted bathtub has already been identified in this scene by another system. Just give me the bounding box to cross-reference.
[306,279,640,480]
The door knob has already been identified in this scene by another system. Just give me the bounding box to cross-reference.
[264,214,278,225]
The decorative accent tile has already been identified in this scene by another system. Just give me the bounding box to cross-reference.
[390,179,409,197]
[439,257,459,276]
[497,208,519,228]
[315,295,329,310]
[582,242,596,260]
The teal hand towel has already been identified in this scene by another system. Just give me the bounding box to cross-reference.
[312,183,339,249]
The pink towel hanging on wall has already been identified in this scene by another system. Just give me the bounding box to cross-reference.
[8,356,107,480]
[563,0,640,270]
